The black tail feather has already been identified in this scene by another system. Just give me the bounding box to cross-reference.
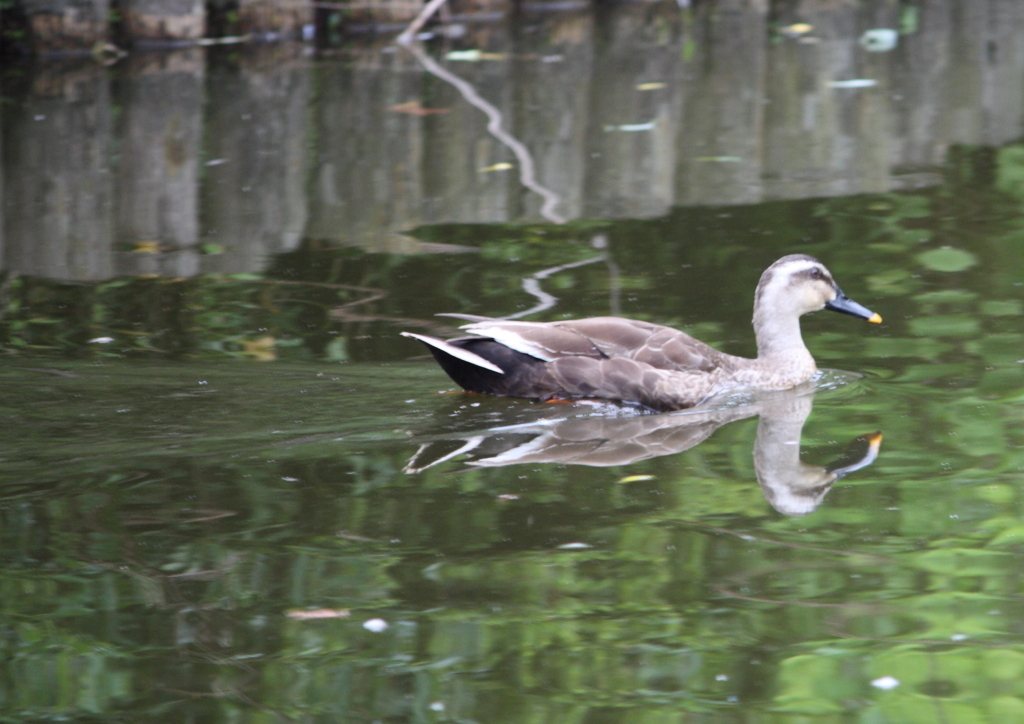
[426,338,564,400]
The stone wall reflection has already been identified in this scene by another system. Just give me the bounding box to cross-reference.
[200,46,309,274]
[1,62,114,280]
[305,49,429,251]
[583,5,682,217]
[113,51,204,277]
[4,0,1024,281]
[513,13,593,221]
[675,0,768,206]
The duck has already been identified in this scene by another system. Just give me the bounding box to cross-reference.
[402,254,881,411]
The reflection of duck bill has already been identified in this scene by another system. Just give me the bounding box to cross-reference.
[758,429,884,517]
[826,432,883,478]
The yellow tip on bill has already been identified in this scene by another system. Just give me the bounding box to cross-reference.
[868,313,883,324]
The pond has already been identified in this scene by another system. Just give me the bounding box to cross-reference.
[4,1,1024,721]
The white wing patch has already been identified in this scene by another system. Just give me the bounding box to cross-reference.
[460,323,558,361]
[400,332,505,374]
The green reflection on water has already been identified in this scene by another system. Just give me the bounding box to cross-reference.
[5,147,1024,721]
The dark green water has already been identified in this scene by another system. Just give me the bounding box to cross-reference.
[5,2,1024,720]
[4,157,1024,721]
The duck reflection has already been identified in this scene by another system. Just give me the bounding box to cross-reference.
[405,386,881,516]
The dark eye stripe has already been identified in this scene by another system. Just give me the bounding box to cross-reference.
[794,267,824,281]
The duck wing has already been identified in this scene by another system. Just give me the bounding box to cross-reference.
[457,319,607,360]
[460,317,727,373]
[545,355,724,411]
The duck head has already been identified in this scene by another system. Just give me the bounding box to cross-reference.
[754,254,882,324]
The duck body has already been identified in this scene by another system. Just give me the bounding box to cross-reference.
[404,255,881,412]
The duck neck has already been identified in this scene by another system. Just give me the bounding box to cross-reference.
[752,310,815,373]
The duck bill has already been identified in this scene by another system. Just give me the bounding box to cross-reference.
[825,288,882,323]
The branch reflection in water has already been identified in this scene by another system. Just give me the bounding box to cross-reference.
[400,41,567,224]
[405,380,882,516]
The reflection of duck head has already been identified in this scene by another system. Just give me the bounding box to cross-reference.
[753,394,881,515]
[405,386,882,516]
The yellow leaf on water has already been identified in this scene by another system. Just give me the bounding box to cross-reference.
[242,336,277,361]
[618,474,654,483]
[780,23,813,35]
[287,609,351,620]
[387,101,450,116]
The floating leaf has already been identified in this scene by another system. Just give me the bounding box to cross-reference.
[829,79,877,88]
[445,50,505,62]
[287,608,350,620]
[618,474,654,483]
[130,241,162,253]
[241,336,276,361]
[604,121,656,132]
[446,49,481,61]
[916,247,978,272]
[780,23,813,36]
[388,101,451,116]
[859,28,899,52]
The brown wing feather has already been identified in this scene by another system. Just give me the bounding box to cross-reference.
[629,327,722,373]
[547,356,726,411]
[463,317,731,373]
[550,317,661,356]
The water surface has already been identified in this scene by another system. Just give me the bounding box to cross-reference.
[4,2,1024,721]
